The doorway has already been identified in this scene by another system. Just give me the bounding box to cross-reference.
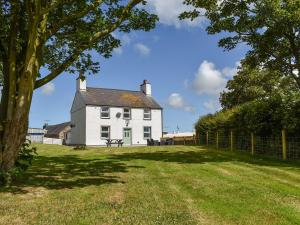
[123,128,132,145]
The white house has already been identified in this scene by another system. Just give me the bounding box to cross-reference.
[70,79,163,146]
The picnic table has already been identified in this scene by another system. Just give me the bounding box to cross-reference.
[106,139,124,147]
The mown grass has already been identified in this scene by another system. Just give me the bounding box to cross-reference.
[0,144,300,225]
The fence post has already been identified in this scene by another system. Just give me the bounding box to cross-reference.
[206,131,209,146]
[184,138,186,146]
[282,129,287,160]
[216,131,219,149]
[230,130,233,151]
[251,133,255,155]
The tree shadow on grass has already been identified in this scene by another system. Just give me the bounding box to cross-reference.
[2,146,299,194]
[1,154,144,194]
[109,146,300,169]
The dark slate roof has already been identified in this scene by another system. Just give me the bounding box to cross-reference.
[80,87,162,109]
[44,122,71,138]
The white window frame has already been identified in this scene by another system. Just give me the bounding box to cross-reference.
[143,126,152,140]
[100,106,110,119]
[123,108,131,120]
[100,126,110,139]
[143,109,151,120]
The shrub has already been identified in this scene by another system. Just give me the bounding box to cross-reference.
[0,140,37,186]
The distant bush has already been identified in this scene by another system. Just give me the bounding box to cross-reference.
[195,92,300,136]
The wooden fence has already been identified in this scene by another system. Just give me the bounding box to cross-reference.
[199,129,300,160]
[161,135,198,146]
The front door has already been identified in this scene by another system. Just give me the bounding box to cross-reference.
[123,128,132,145]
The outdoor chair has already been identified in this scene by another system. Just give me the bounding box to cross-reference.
[147,139,160,146]
[147,139,154,146]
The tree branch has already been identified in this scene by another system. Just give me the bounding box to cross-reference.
[41,0,66,15]
[35,0,142,89]
[46,0,104,39]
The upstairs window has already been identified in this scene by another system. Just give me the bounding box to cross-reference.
[101,107,110,119]
[123,108,131,119]
[143,126,152,139]
[143,109,151,120]
[101,126,110,139]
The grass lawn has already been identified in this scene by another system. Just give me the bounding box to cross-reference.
[0,145,300,225]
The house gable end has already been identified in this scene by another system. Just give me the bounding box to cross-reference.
[71,91,86,113]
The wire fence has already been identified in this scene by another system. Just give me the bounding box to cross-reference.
[163,130,300,160]
[198,131,300,160]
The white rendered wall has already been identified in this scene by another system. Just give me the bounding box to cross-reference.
[85,106,163,146]
[70,92,86,145]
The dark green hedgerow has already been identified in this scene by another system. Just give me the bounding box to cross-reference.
[195,93,300,136]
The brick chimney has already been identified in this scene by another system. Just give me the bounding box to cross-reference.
[140,80,152,96]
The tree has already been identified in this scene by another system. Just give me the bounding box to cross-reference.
[220,65,298,109]
[181,0,300,89]
[0,63,3,86]
[0,1,157,172]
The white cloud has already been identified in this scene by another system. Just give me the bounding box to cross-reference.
[168,93,185,108]
[113,47,123,55]
[111,33,132,55]
[121,34,131,45]
[41,82,55,96]
[192,60,227,96]
[183,106,195,113]
[134,43,151,56]
[191,60,240,96]
[222,61,240,78]
[112,33,132,46]
[167,93,195,113]
[203,100,221,111]
[147,0,206,29]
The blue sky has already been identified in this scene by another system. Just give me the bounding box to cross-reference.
[29,0,246,133]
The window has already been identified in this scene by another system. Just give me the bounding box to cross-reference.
[101,126,110,139]
[101,107,110,119]
[143,126,151,139]
[143,109,151,120]
[123,108,131,119]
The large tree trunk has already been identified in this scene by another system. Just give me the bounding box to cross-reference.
[0,78,34,171]
[0,39,38,171]
[0,2,43,172]
[0,30,38,172]
[0,109,31,171]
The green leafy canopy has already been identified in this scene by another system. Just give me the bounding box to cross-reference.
[220,64,298,109]
[0,0,158,89]
[181,0,300,89]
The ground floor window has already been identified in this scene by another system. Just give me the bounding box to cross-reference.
[101,126,110,139]
[143,126,151,139]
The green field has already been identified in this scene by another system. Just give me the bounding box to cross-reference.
[0,145,300,225]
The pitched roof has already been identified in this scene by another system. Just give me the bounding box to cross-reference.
[79,87,162,109]
[44,122,71,138]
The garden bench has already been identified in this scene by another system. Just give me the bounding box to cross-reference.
[106,139,124,147]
